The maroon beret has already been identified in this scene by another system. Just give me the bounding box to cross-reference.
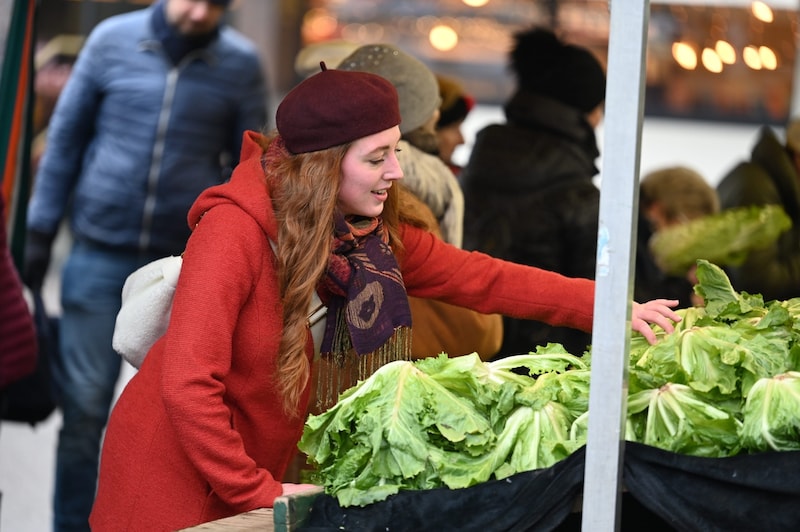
[276,63,401,154]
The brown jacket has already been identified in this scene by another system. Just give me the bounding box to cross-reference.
[400,187,503,360]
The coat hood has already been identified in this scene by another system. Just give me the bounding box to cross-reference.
[188,131,278,241]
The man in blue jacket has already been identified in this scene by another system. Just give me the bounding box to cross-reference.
[23,1,268,529]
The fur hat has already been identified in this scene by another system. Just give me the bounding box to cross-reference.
[510,27,606,113]
[436,75,475,128]
[339,44,440,135]
[785,117,800,153]
[276,63,401,154]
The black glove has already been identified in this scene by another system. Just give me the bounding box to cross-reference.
[23,229,55,292]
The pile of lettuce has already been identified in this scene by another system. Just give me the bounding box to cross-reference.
[649,204,791,276]
[298,260,800,507]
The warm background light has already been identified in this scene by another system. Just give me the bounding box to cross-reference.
[429,24,459,51]
[759,46,777,70]
[462,0,490,6]
[751,1,774,23]
[743,45,762,69]
[715,40,736,64]
[302,8,338,41]
[701,48,723,73]
[672,42,698,70]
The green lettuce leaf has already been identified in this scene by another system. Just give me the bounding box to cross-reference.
[649,205,792,276]
[740,372,800,452]
[627,383,742,457]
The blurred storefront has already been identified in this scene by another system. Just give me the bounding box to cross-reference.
[292,0,798,125]
[7,0,800,129]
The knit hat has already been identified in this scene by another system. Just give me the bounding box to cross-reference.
[339,44,440,135]
[786,117,800,153]
[276,63,401,154]
[510,27,606,113]
[436,75,475,128]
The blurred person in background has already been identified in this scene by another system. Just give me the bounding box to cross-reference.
[0,193,38,419]
[341,44,464,248]
[338,43,503,361]
[716,118,800,301]
[460,27,606,358]
[22,0,268,529]
[635,166,720,308]
[31,35,82,174]
[435,73,475,179]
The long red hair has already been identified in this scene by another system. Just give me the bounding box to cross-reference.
[257,133,414,415]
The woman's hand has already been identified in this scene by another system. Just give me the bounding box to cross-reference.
[281,483,320,496]
[631,299,681,344]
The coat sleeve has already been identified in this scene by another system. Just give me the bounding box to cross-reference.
[399,223,595,332]
[160,205,283,511]
[27,27,106,235]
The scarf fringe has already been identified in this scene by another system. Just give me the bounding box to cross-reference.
[313,324,412,413]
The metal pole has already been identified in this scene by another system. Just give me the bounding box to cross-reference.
[791,7,800,118]
[581,0,650,530]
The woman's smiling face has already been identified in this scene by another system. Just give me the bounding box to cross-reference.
[338,126,404,217]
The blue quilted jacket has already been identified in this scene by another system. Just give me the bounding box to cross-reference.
[28,5,268,256]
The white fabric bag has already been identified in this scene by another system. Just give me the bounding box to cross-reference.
[113,251,328,369]
[113,255,183,368]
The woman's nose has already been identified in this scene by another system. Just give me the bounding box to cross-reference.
[385,151,404,180]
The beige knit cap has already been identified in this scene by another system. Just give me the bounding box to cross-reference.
[338,44,440,135]
[786,117,800,153]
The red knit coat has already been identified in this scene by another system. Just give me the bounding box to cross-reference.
[90,132,594,531]
[0,194,37,390]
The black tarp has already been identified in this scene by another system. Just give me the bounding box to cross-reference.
[299,442,800,532]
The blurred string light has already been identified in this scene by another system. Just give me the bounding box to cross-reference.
[671,1,779,72]
[462,0,490,6]
[759,46,778,70]
[715,40,736,64]
[702,47,724,72]
[302,8,338,41]
[751,1,774,23]
[743,45,778,70]
[429,24,459,51]
[672,41,697,70]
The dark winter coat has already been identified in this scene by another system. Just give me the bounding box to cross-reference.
[716,126,800,301]
[461,90,601,357]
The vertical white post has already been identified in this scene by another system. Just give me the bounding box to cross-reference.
[581,0,650,530]
[792,17,800,118]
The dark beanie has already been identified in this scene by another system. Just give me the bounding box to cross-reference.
[436,75,475,128]
[276,63,401,154]
[510,27,606,113]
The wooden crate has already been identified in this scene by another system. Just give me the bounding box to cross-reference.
[181,487,324,532]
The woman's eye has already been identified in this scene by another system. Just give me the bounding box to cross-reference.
[368,158,385,165]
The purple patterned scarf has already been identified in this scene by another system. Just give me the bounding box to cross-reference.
[320,213,412,358]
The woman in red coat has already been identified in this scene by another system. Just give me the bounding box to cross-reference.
[90,65,679,531]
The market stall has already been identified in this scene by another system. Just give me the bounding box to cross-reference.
[292,1,800,530]
[190,1,800,530]
[298,443,800,531]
